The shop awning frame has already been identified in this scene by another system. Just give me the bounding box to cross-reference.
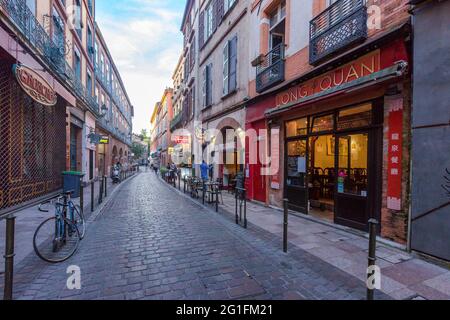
[265,61,409,118]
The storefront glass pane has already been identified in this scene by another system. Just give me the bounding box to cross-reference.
[312,114,334,133]
[337,103,372,130]
[286,118,308,137]
[337,133,368,197]
[287,140,307,187]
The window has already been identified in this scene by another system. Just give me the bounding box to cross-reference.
[205,4,213,40]
[94,42,99,66]
[225,0,236,12]
[73,46,81,81]
[287,118,308,137]
[87,0,93,15]
[202,64,213,108]
[223,36,237,96]
[337,104,372,130]
[87,70,92,96]
[74,0,82,40]
[269,0,286,28]
[311,114,334,133]
[26,0,36,15]
[52,8,64,50]
[189,39,195,72]
[87,26,93,61]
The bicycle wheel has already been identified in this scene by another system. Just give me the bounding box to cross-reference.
[71,204,86,240]
[33,217,81,263]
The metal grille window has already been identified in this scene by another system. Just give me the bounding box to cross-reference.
[0,61,66,212]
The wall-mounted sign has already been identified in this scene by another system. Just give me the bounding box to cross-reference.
[13,64,57,106]
[275,51,381,107]
[174,135,190,144]
[387,97,403,211]
[99,136,110,144]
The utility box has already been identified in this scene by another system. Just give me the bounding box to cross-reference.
[62,171,85,198]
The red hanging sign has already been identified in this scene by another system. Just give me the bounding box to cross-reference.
[387,97,403,211]
[13,64,57,106]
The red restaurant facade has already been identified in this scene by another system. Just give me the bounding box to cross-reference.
[246,32,412,244]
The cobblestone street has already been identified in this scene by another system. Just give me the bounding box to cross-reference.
[1,172,390,300]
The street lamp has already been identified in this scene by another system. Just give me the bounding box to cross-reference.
[100,104,108,117]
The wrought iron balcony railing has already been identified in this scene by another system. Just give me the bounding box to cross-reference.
[170,112,183,132]
[256,44,285,93]
[309,0,368,65]
[0,0,101,117]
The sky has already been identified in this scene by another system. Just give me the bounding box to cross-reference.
[96,0,185,135]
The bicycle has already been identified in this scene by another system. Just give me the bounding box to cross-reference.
[33,190,85,263]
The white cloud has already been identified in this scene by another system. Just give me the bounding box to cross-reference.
[96,0,183,133]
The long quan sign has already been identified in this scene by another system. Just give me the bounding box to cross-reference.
[13,64,57,106]
[275,50,381,107]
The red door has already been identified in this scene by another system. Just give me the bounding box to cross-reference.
[253,121,267,203]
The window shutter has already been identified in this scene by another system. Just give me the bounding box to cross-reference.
[207,64,213,106]
[212,1,217,32]
[223,42,229,95]
[218,0,225,23]
[202,66,207,107]
[229,36,237,92]
[191,86,195,117]
[199,11,204,48]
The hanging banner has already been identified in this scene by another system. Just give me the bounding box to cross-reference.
[13,64,57,106]
[387,97,403,211]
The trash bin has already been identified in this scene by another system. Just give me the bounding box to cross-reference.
[62,171,85,198]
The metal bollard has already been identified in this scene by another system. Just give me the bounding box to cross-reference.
[202,184,205,205]
[243,189,247,229]
[183,178,186,194]
[104,176,108,198]
[98,177,103,204]
[367,218,379,301]
[91,181,95,213]
[3,215,16,300]
[283,199,289,253]
[79,182,84,215]
[215,186,219,213]
[235,191,239,224]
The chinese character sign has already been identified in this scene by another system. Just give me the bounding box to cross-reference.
[387,98,403,211]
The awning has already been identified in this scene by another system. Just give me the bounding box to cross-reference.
[265,61,408,118]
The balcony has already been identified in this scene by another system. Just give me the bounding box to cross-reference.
[256,44,285,93]
[170,112,183,133]
[0,0,101,116]
[309,0,368,65]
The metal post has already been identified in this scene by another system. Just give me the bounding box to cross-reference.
[178,175,181,190]
[104,176,107,198]
[183,178,186,194]
[79,182,84,215]
[91,180,94,213]
[98,177,103,204]
[3,215,16,300]
[215,186,219,213]
[235,191,239,224]
[244,189,247,229]
[202,183,205,205]
[367,218,379,301]
[283,199,289,253]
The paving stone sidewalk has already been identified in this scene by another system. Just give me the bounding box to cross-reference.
[177,179,450,300]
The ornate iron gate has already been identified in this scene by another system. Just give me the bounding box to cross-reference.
[0,60,66,212]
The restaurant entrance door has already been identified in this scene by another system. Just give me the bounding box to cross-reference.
[284,102,381,232]
[335,132,370,230]
[286,138,308,213]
